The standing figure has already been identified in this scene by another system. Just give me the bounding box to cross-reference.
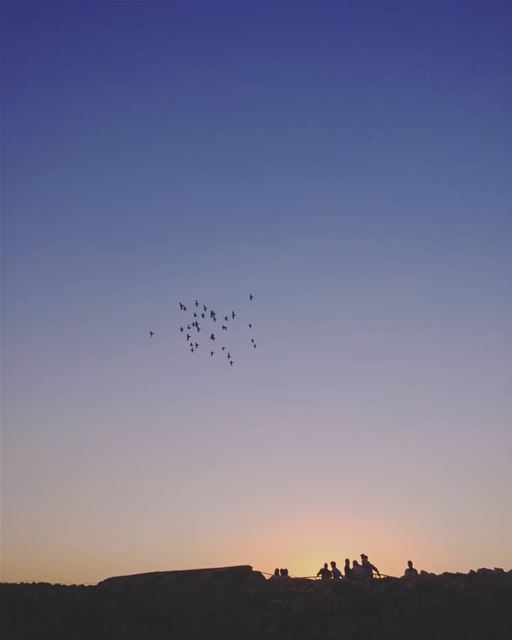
[361,554,381,579]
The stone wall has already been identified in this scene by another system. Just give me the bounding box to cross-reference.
[1,566,511,639]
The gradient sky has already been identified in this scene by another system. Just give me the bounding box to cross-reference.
[1,0,511,584]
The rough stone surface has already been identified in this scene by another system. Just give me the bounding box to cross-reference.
[1,566,511,639]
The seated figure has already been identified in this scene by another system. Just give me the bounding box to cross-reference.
[404,560,419,578]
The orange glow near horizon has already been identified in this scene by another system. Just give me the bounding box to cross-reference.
[1,507,509,585]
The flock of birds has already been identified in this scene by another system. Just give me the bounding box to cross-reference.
[149,293,257,366]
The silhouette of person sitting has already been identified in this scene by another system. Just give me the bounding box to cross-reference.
[344,558,353,579]
[330,561,342,579]
[361,553,381,579]
[351,560,368,581]
[317,563,331,580]
[280,568,291,579]
[404,560,418,578]
[269,568,281,581]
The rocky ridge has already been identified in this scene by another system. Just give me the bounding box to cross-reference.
[1,565,511,639]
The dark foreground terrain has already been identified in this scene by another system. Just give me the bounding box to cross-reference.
[1,565,511,639]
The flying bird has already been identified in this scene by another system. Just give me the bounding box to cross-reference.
[210,333,215,341]
[232,311,236,319]
[195,342,199,349]
[221,346,225,351]
[193,312,197,318]
[230,360,234,366]
[186,334,191,341]
[249,293,253,301]
[203,305,207,312]
[179,302,187,311]
[187,325,191,330]
[227,352,231,359]
[149,331,155,337]
[253,344,257,348]
[250,338,254,344]
[195,300,199,307]
[210,351,214,357]
[222,325,227,330]
[248,323,252,328]
[180,327,184,332]
[201,313,205,318]
[224,316,228,322]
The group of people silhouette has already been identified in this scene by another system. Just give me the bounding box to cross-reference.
[270,568,291,580]
[268,555,420,582]
[317,554,381,581]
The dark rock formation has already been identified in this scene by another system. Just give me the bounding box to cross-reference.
[1,565,511,639]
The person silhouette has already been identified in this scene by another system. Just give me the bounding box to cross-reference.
[361,554,381,579]
[344,558,353,579]
[317,563,331,580]
[351,560,368,581]
[404,560,418,578]
[269,568,281,581]
[330,561,342,579]
[280,568,291,579]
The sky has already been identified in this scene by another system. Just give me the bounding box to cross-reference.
[1,0,511,584]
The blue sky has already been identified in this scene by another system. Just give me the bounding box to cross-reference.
[2,1,511,582]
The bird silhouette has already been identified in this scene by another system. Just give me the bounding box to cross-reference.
[177,296,259,362]
[149,331,155,337]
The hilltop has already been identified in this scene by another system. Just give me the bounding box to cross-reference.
[1,565,511,639]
